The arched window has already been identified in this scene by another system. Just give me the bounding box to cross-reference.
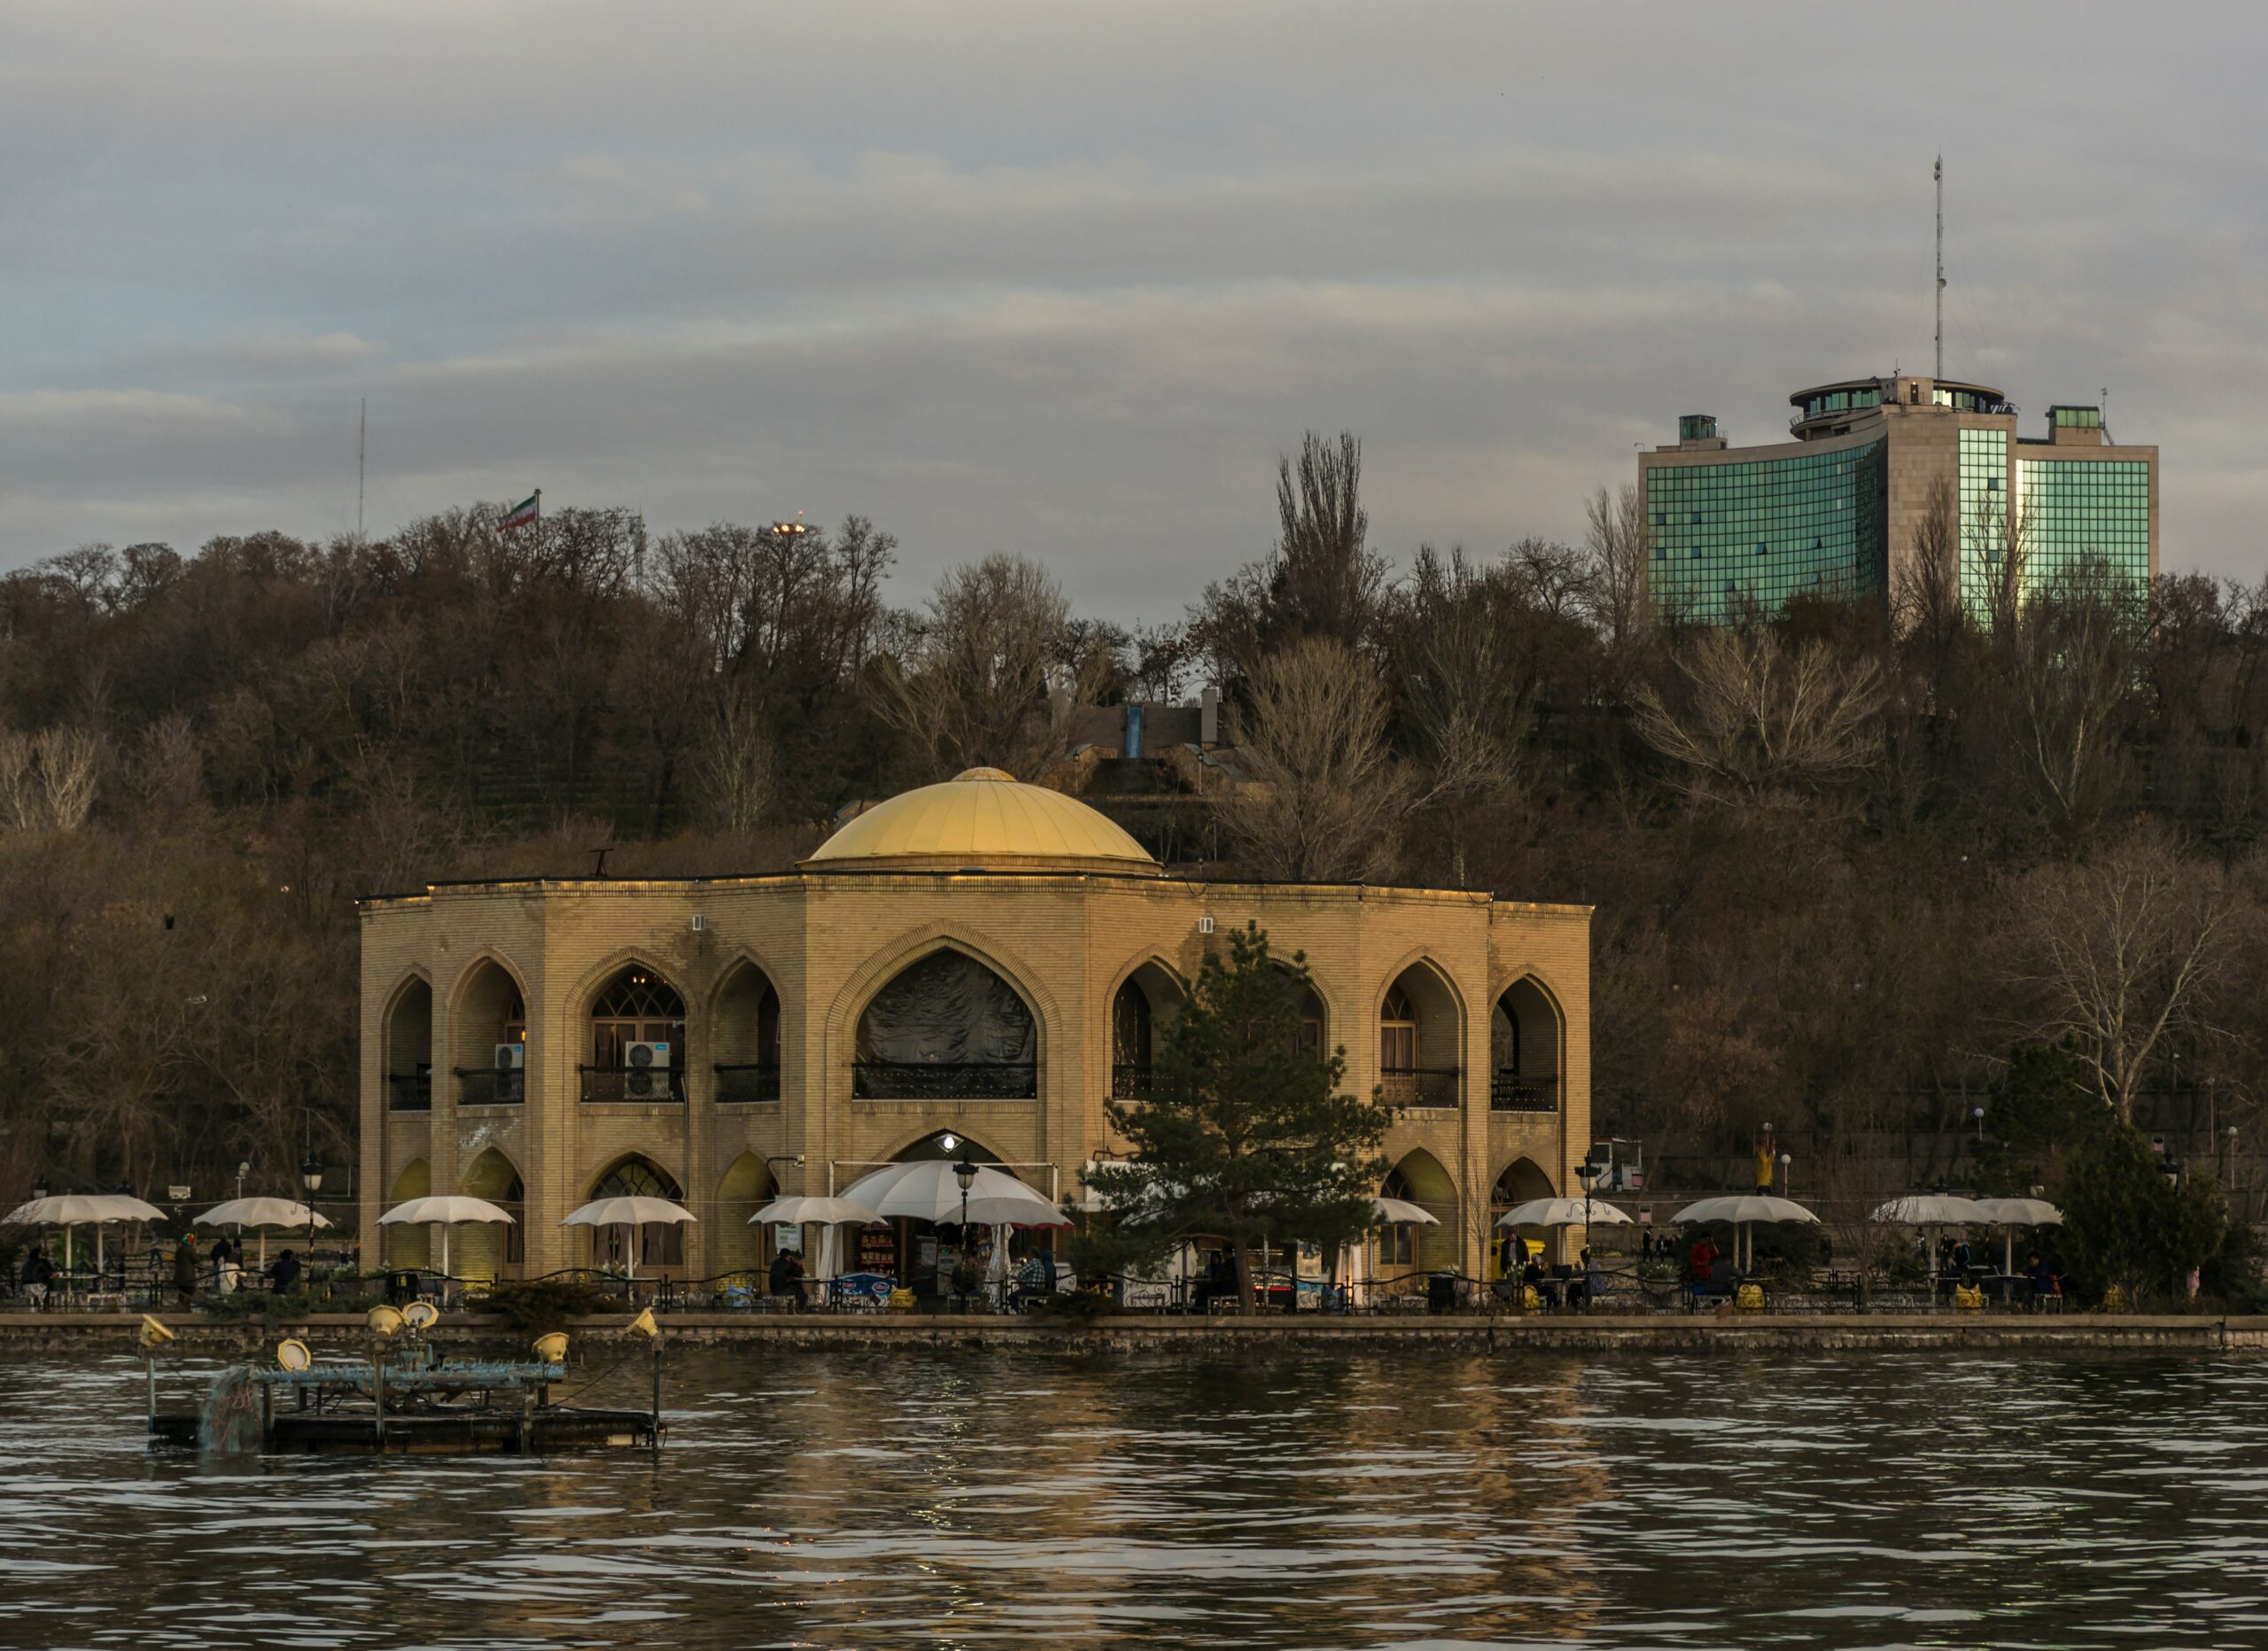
[855,950,1037,1099]
[714,963,783,1103]
[590,1158,686,1267]
[385,979,433,1112]
[453,961,527,1106]
[584,965,687,1102]
[1380,986,1416,1072]
[1294,982,1325,1061]
[1492,980,1560,1112]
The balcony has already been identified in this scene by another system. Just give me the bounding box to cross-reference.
[1381,1066,1459,1109]
[386,1073,432,1112]
[1113,1062,1191,1102]
[852,1060,1037,1101]
[1490,1072,1558,1113]
[579,1064,684,1104]
[714,1063,782,1104]
[455,1068,524,1107]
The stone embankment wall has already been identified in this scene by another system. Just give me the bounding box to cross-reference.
[4,1312,2265,1357]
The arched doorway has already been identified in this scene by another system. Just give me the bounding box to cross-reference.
[1492,1157,1557,1277]
[1381,1150,1458,1275]
[1110,961,1184,1101]
[458,1148,525,1280]
[1379,961,1460,1109]
[713,961,782,1103]
[854,950,1037,1098]
[586,1156,687,1269]
[584,965,687,1102]
[384,1159,431,1267]
[714,1151,774,1277]
[1492,979,1561,1112]
[453,959,526,1106]
[384,978,432,1112]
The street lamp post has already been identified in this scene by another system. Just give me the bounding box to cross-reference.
[1973,1106,1986,1143]
[299,1152,323,1265]
[952,1150,979,1308]
[1778,1152,1792,1199]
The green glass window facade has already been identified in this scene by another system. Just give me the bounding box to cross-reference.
[2019,458,2151,590]
[1958,428,2010,610]
[1644,440,1885,622]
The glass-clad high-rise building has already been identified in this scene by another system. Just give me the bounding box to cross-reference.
[1638,375,2157,624]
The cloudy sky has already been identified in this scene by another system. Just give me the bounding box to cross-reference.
[3,3,2261,619]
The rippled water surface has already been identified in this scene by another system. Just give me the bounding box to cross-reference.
[3,1345,2265,1648]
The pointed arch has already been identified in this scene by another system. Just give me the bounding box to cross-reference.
[580,959,687,1102]
[852,948,1038,1100]
[382,972,434,1112]
[1377,954,1464,1109]
[1108,956,1186,1102]
[448,955,528,1106]
[457,1147,525,1277]
[826,923,1060,1054]
[1380,1148,1458,1273]
[711,954,784,1103]
[582,1152,687,1268]
[1491,973,1564,1113]
[714,1151,775,1276]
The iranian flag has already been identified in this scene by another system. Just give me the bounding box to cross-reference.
[499,490,540,532]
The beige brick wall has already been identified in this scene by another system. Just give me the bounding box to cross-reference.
[358,873,1594,1282]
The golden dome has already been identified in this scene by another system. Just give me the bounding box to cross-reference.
[803,767,1160,876]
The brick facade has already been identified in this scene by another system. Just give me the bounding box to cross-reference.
[359,871,1592,1283]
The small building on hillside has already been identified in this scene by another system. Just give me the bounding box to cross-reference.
[357,767,1591,1289]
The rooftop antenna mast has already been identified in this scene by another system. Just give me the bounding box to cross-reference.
[356,398,367,538]
[1934,155,1946,380]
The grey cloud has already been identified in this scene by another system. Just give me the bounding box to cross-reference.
[1,2,2263,606]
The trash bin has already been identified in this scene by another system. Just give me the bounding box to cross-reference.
[1427,1272,1457,1314]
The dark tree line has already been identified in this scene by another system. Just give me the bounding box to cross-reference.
[3,442,2266,1260]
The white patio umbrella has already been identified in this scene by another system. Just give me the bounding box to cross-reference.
[561,1195,696,1281]
[1373,1196,1442,1226]
[1871,1194,1996,1281]
[838,1160,1072,1229]
[1971,1197,2064,1275]
[1495,1198,1635,1229]
[748,1195,885,1283]
[1671,1194,1819,1271]
[377,1195,516,1275]
[197,1198,332,1267]
[5,1193,167,1273]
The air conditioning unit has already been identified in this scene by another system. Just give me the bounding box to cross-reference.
[624,1041,672,1098]
[494,1043,525,1072]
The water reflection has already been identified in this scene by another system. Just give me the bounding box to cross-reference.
[2,1347,2265,1647]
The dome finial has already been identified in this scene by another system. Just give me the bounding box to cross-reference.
[952,766,1017,783]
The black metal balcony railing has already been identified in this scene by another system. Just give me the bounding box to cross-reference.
[713,1063,782,1104]
[852,1061,1037,1101]
[386,1073,432,1112]
[1381,1066,1460,1109]
[1490,1071,1558,1112]
[1112,1062,1192,1102]
[579,1064,685,1104]
[454,1067,525,1106]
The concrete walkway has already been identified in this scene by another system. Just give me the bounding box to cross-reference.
[5,1309,2264,1354]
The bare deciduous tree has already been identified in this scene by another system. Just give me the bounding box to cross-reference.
[2013,833,2233,1120]
[1220,637,1410,882]
[1394,546,1533,886]
[1631,630,1884,803]
[691,680,779,834]
[869,554,1095,781]
[1581,482,1648,657]
[0,725,103,833]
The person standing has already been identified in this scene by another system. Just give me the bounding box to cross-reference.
[172,1233,198,1305]
[209,1234,235,1288]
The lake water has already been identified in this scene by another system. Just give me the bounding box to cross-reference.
[2,1344,2264,1648]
